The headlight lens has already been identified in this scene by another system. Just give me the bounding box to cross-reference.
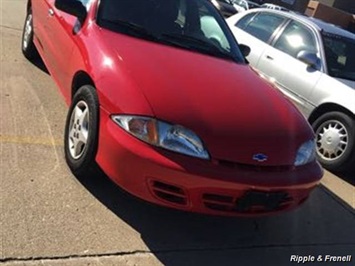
[112,115,210,160]
[294,140,316,166]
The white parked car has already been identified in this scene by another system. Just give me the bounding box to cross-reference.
[260,3,289,11]
[233,0,260,12]
[227,9,355,173]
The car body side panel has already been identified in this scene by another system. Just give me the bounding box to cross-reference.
[228,27,268,67]
[42,0,76,93]
[257,46,323,113]
[31,0,51,54]
[310,75,355,116]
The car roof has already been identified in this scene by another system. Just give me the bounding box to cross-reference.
[247,8,355,39]
[309,17,355,39]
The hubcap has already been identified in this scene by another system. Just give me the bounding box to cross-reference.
[68,101,90,159]
[23,14,33,50]
[315,120,348,161]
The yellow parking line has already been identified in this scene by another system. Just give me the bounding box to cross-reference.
[0,135,63,146]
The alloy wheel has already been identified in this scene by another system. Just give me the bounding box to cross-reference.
[315,120,348,161]
[68,100,90,159]
[23,14,33,51]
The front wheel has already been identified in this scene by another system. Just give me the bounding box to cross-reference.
[64,85,99,178]
[312,111,355,172]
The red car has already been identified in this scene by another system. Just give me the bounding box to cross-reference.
[22,0,323,216]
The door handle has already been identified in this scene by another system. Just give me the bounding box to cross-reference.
[266,55,274,60]
[48,8,54,17]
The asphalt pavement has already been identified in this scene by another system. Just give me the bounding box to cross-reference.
[1,1,354,265]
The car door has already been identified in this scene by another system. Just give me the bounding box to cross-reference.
[31,0,52,54]
[257,20,323,112]
[39,0,83,88]
[229,12,286,67]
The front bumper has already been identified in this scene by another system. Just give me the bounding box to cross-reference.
[96,108,323,216]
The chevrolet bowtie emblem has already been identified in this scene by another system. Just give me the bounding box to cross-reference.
[253,153,268,162]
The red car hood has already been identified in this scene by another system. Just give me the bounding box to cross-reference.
[101,31,313,166]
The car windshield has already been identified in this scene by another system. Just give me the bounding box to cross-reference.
[97,0,244,63]
[322,32,355,81]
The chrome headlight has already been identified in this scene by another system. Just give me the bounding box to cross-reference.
[112,115,210,160]
[294,140,316,166]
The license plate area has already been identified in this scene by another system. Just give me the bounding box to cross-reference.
[235,191,290,212]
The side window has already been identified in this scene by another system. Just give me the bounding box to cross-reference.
[239,13,285,42]
[274,21,317,59]
[235,13,256,30]
[323,34,355,80]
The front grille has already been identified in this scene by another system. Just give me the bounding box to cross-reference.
[151,181,188,206]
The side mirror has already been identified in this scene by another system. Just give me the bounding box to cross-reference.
[239,44,251,58]
[297,50,320,69]
[55,0,87,22]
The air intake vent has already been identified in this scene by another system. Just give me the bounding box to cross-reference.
[202,193,234,211]
[151,181,188,206]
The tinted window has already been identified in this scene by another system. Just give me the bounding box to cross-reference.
[235,12,256,29]
[97,0,244,62]
[274,21,317,58]
[240,13,285,42]
[322,33,355,81]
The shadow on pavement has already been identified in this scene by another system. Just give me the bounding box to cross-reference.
[334,170,354,186]
[26,51,49,74]
[76,166,355,266]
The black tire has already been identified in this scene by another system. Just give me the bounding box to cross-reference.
[312,111,355,172]
[64,85,99,178]
[22,8,38,59]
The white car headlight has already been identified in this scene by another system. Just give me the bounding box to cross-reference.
[294,140,316,166]
[112,115,210,160]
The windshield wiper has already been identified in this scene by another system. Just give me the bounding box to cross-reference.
[161,33,236,61]
[100,19,158,41]
[99,19,197,50]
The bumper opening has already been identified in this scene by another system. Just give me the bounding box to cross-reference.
[203,191,294,214]
[150,180,188,206]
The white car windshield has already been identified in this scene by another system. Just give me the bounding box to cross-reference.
[323,32,355,81]
[97,0,245,63]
